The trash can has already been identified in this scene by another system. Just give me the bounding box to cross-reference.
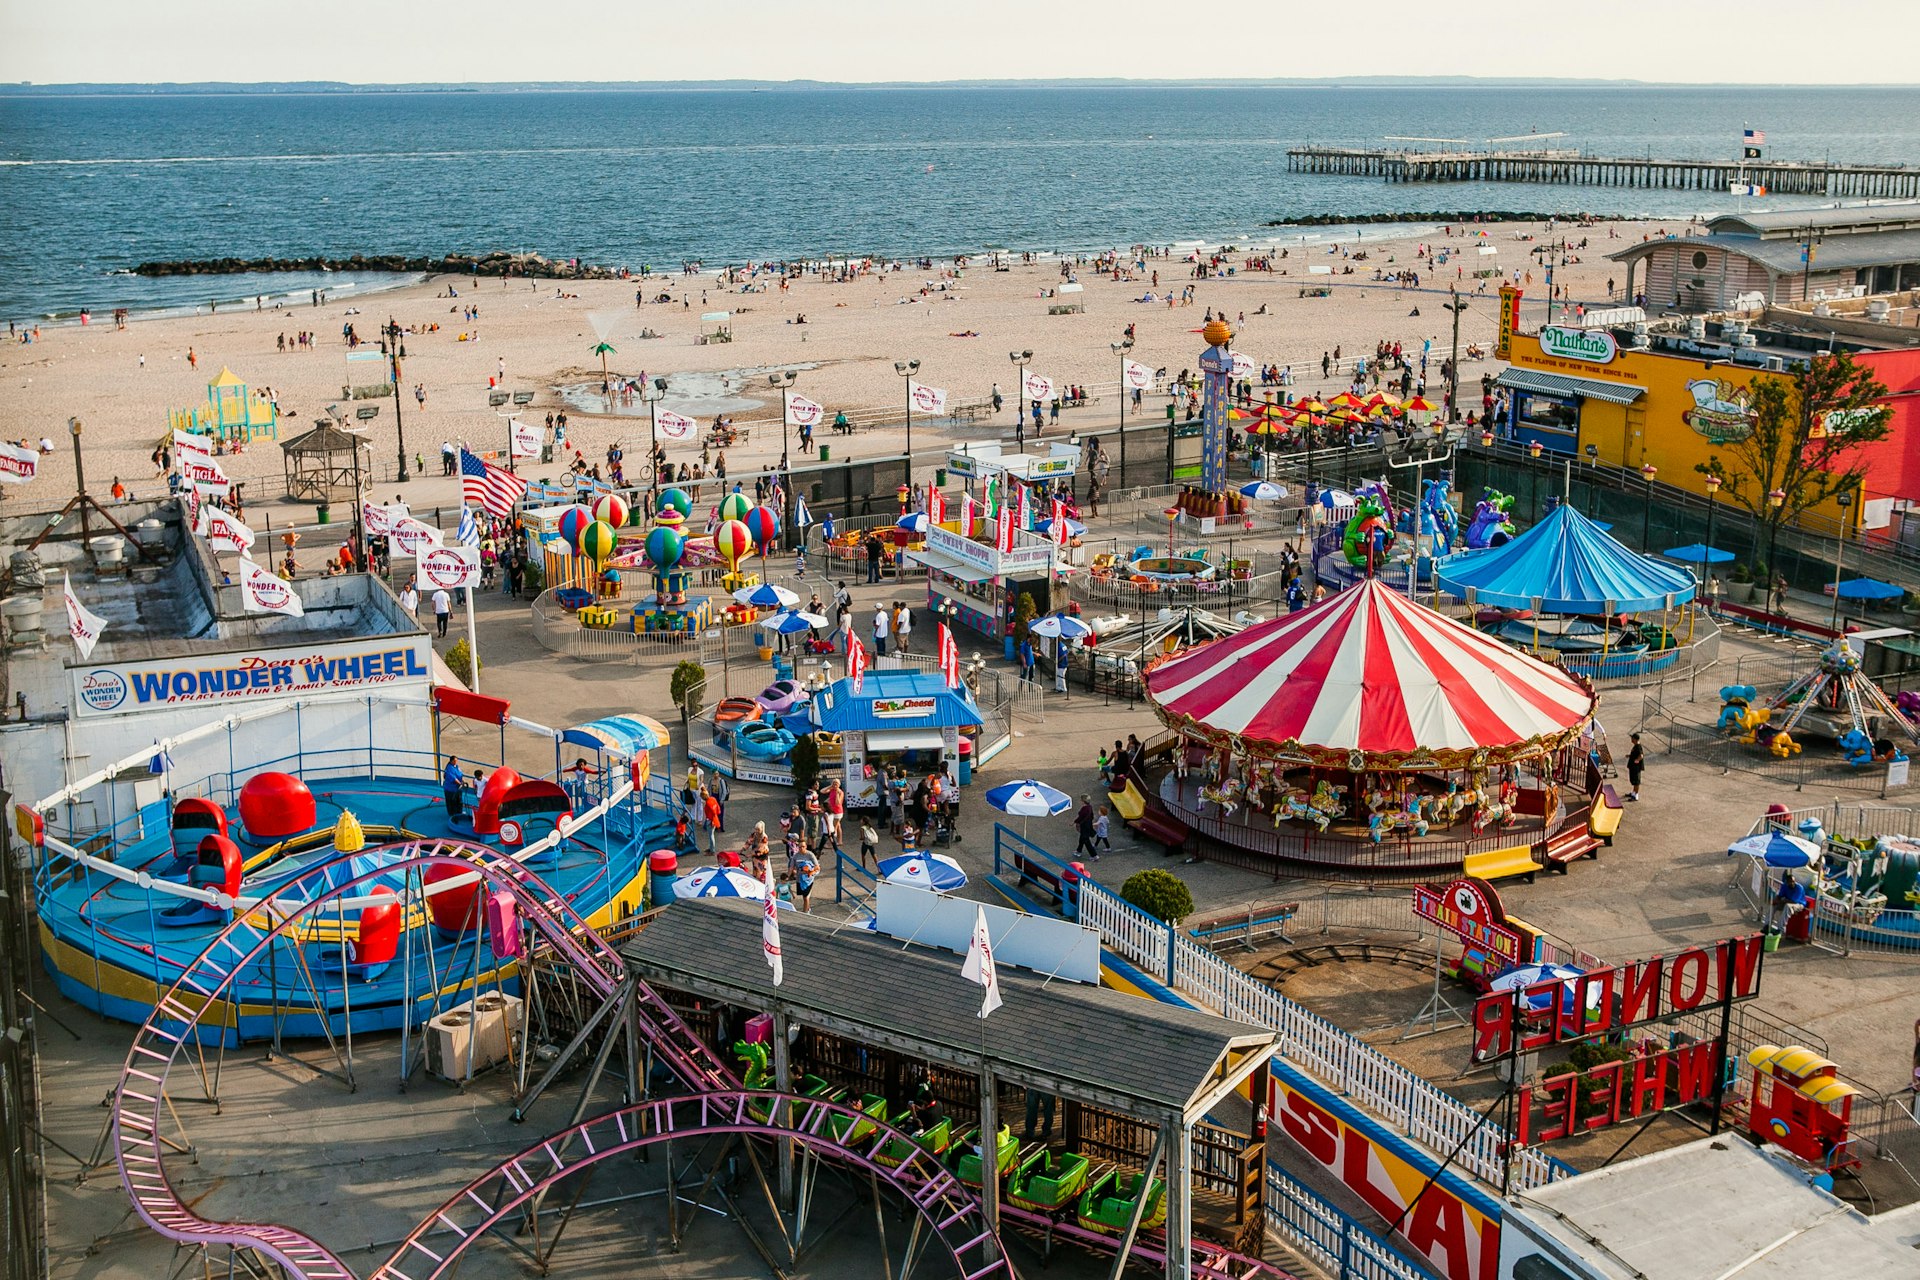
[317,503,331,524]
[935,467,947,487]
[957,736,973,785]
[819,445,830,462]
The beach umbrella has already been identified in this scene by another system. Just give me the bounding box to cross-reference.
[1327,392,1364,410]
[1239,481,1288,501]
[1028,614,1095,641]
[876,852,969,892]
[673,865,793,906]
[1727,830,1819,868]
[1297,397,1328,414]
[1663,543,1736,565]
[579,520,619,564]
[713,519,753,571]
[896,512,930,536]
[594,493,629,528]
[984,780,1073,817]
[763,609,829,634]
[1317,488,1355,509]
[1034,516,1086,538]
[1835,577,1904,601]
[1488,962,1590,1013]
[733,582,800,609]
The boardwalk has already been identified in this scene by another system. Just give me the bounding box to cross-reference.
[1287,147,1920,198]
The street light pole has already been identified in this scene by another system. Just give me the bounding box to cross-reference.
[1703,471,1722,596]
[768,370,797,469]
[894,358,920,479]
[1766,487,1787,614]
[640,378,665,504]
[386,317,410,482]
[1830,489,1854,633]
[1442,290,1469,425]
[1111,338,1133,486]
[1639,462,1658,550]
[1009,350,1031,451]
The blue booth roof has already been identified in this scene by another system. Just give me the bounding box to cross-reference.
[813,669,983,732]
[1433,504,1697,613]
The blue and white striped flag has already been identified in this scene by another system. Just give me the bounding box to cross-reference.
[456,506,481,548]
[793,495,811,531]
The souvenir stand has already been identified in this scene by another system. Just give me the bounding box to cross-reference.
[810,669,988,810]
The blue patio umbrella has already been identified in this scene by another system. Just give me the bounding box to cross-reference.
[1488,962,1592,1014]
[733,582,800,609]
[984,779,1072,817]
[1034,517,1087,538]
[876,852,969,892]
[1835,577,1904,601]
[1726,830,1819,868]
[763,609,830,634]
[672,865,794,906]
[1317,488,1355,509]
[896,513,930,535]
[1663,543,1737,565]
[1239,481,1289,501]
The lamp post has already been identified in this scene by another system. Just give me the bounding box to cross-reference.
[1111,338,1133,486]
[1831,489,1854,633]
[1442,290,1469,424]
[1766,487,1787,613]
[1529,440,1545,522]
[1639,462,1658,550]
[768,369,797,468]
[384,317,409,482]
[895,358,921,480]
[1702,471,1722,595]
[639,378,665,500]
[1009,350,1031,450]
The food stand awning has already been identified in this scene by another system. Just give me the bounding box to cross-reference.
[1495,367,1645,406]
[865,728,947,752]
[903,549,996,583]
[813,669,984,732]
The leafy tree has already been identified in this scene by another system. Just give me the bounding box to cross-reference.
[1013,591,1038,644]
[670,660,707,719]
[1694,351,1891,554]
[445,638,480,686]
[789,733,821,791]
[1120,868,1194,924]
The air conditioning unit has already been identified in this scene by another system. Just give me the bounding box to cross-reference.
[1764,356,1786,373]
[427,992,525,1082]
[1866,299,1892,322]
[1736,332,1758,348]
[1687,317,1708,340]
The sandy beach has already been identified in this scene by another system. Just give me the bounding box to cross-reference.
[1,217,1680,517]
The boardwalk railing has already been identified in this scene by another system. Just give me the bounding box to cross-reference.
[1266,1168,1429,1280]
[992,825,1563,1193]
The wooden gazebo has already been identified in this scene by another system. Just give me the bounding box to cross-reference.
[280,423,370,503]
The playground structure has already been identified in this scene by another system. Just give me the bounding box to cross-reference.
[1142,577,1608,874]
[91,832,1301,1280]
[166,367,280,448]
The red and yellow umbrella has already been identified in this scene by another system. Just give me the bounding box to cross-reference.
[1327,391,1364,410]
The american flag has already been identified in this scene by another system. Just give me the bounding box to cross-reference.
[938,623,960,689]
[456,506,481,548]
[1744,129,1766,144]
[460,447,526,517]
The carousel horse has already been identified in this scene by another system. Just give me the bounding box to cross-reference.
[1279,789,1328,833]
[1199,777,1244,818]
[1470,781,1520,835]
[1432,781,1474,825]
[1464,491,1516,549]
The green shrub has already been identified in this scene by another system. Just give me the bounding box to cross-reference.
[670,660,708,717]
[446,638,479,686]
[1120,868,1194,924]
[790,734,821,791]
[1013,591,1038,644]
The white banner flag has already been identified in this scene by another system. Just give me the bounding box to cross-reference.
[197,505,255,554]
[63,572,106,659]
[784,394,824,429]
[960,904,1003,1018]
[362,501,408,536]
[171,429,212,461]
[1023,373,1056,402]
[237,558,305,617]
[182,456,230,497]
[763,864,784,987]
[1230,352,1258,380]
[657,409,697,440]
[1122,359,1155,391]
[0,441,38,485]
[510,418,542,458]
[390,516,443,558]
[908,382,948,415]
[419,544,481,591]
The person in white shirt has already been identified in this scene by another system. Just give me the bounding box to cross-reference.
[873,604,890,656]
[894,602,913,654]
[400,581,418,618]
[432,588,452,638]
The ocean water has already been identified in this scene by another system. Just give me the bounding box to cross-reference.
[2,84,1916,321]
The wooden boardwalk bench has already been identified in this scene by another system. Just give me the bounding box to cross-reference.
[1544,824,1602,873]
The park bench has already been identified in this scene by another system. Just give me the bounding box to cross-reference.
[1464,845,1539,885]
[1587,784,1624,846]
[1545,824,1602,873]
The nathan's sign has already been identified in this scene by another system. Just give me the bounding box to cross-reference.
[1494,285,1522,360]
[1537,326,1617,365]
[1473,934,1764,1062]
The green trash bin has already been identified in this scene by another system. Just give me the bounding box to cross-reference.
[316,504,331,525]
[819,445,830,462]
[935,467,947,486]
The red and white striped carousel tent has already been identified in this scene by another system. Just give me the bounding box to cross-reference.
[1144,579,1596,769]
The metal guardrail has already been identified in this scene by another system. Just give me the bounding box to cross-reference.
[1266,1168,1429,1280]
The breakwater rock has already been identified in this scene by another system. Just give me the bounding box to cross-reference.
[1264,210,1627,228]
[132,251,625,279]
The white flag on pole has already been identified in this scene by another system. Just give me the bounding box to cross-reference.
[960,904,1003,1018]
[182,456,231,498]
[196,504,255,553]
[1122,359,1155,391]
[63,573,106,659]
[1230,352,1258,380]
[362,500,407,536]
[0,441,39,485]
[510,418,542,458]
[237,557,305,617]
[419,545,481,591]
[907,382,948,415]
[1022,372,1056,403]
[657,410,697,440]
[171,429,212,462]
[390,516,444,558]
[785,394,824,429]
[763,863,784,986]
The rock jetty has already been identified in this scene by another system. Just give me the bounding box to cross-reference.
[132,251,624,279]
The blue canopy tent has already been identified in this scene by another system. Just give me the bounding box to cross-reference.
[1434,504,1698,613]
[1835,577,1904,602]
[1663,543,1737,566]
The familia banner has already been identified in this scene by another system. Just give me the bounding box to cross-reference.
[72,637,433,719]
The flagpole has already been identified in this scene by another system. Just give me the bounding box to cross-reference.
[463,585,480,693]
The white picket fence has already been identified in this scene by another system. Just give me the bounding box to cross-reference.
[1077,881,1561,1192]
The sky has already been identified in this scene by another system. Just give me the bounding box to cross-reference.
[2,0,1915,86]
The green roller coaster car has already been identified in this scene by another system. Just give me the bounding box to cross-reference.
[1006,1148,1091,1213]
[950,1125,1017,1187]
[1076,1166,1166,1234]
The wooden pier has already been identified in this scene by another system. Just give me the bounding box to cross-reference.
[1286,147,1920,198]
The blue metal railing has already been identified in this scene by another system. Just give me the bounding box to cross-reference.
[1267,1167,1434,1280]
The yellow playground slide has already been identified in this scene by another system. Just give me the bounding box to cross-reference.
[1109,780,1146,821]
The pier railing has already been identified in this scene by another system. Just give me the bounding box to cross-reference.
[1287,147,1920,198]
